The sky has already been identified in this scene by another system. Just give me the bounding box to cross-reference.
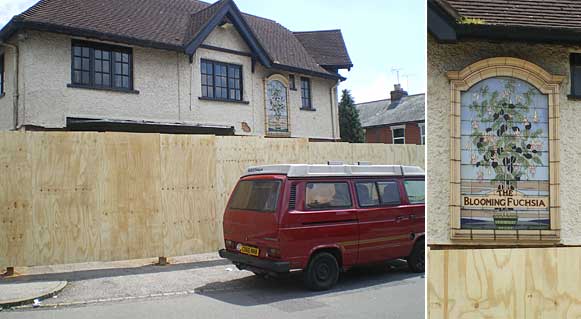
[0,0,426,104]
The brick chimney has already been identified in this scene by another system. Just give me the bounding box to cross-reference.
[390,84,408,102]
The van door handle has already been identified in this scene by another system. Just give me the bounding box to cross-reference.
[396,216,404,223]
[410,214,416,220]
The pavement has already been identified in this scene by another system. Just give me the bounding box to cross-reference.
[0,253,424,318]
[0,281,67,308]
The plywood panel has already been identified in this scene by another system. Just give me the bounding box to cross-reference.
[160,134,218,256]
[0,132,32,268]
[262,138,309,164]
[30,132,102,266]
[214,136,264,245]
[308,142,352,164]
[427,248,446,319]
[0,132,425,268]
[352,144,425,168]
[100,133,163,261]
[428,247,581,319]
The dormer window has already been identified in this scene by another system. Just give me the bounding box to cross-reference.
[201,59,242,102]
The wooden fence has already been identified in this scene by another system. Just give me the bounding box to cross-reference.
[428,247,581,318]
[0,132,424,268]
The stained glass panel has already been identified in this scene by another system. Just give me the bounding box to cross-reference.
[460,77,550,230]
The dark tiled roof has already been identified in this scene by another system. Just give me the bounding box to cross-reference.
[185,0,229,47]
[2,0,349,78]
[245,16,328,74]
[293,30,352,68]
[355,94,425,128]
[438,0,581,30]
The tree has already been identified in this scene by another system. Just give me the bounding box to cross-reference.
[339,89,364,143]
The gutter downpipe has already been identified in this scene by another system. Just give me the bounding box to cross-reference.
[330,80,339,140]
[0,41,19,130]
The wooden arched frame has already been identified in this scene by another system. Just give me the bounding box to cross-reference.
[264,74,291,137]
[447,57,564,243]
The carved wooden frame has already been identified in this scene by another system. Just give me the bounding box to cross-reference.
[447,57,564,243]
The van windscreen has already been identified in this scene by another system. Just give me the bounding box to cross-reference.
[229,180,281,212]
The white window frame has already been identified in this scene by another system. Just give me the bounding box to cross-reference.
[418,123,425,145]
[391,125,405,144]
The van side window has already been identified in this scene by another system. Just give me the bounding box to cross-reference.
[404,180,425,204]
[305,182,352,210]
[355,182,380,207]
[377,182,401,206]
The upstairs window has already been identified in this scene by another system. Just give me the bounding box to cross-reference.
[301,77,312,109]
[392,126,405,144]
[289,74,296,90]
[71,40,133,91]
[570,53,581,97]
[201,59,242,101]
[0,53,4,95]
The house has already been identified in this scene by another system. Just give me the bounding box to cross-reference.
[355,84,425,144]
[0,0,352,140]
[428,0,581,316]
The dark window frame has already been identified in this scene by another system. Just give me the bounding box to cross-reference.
[304,181,353,211]
[200,59,243,102]
[570,53,581,98]
[300,77,313,110]
[289,74,296,90]
[0,53,4,96]
[69,40,134,92]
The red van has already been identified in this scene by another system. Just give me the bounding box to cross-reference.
[218,164,425,290]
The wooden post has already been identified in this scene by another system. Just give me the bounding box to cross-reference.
[157,257,168,266]
[4,267,15,276]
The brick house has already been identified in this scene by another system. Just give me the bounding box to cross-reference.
[0,0,352,140]
[355,85,425,144]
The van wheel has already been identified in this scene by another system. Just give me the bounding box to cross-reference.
[407,238,425,273]
[304,252,339,291]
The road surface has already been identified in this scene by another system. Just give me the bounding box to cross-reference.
[0,260,424,319]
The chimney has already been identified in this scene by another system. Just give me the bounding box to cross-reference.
[390,84,408,102]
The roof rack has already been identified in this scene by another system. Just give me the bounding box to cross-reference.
[242,164,424,178]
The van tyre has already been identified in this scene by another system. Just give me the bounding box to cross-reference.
[304,252,339,291]
[407,238,425,273]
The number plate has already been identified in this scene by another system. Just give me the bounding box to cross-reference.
[240,245,259,256]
